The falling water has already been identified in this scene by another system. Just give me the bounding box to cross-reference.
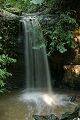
[19,16,51,92]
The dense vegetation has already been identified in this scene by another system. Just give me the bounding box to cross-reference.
[0,0,80,91]
[1,0,79,54]
[0,18,17,92]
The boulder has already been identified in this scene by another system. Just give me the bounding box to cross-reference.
[33,106,80,120]
[33,114,59,120]
[60,106,80,120]
[63,65,80,88]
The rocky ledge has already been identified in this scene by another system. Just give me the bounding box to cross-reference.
[33,106,80,120]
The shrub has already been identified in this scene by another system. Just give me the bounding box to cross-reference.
[42,13,78,55]
[0,35,16,92]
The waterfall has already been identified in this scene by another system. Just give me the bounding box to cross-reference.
[19,16,51,92]
[18,16,72,117]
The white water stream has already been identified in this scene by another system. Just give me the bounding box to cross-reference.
[19,16,51,92]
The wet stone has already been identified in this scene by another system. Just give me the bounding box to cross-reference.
[60,106,80,120]
[33,106,80,120]
[33,114,59,120]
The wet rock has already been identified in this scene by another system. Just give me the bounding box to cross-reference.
[33,106,80,120]
[60,112,72,120]
[60,106,80,120]
[33,114,59,120]
[63,65,80,89]
[69,96,76,102]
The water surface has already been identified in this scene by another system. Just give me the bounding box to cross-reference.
[0,89,79,120]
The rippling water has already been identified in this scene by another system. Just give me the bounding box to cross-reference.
[0,89,79,120]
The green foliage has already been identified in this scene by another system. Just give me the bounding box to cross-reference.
[0,54,16,66]
[0,0,31,12]
[0,17,18,57]
[43,13,78,54]
[0,54,16,92]
[0,0,5,9]
[0,68,12,89]
[0,68,12,80]
[0,0,44,13]
[0,36,16,92]
[0,13,18,92]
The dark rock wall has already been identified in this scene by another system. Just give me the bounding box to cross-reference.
[49,33,80,89]
[0,10,26,88]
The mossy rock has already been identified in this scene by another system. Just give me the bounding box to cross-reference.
[0,9,19,58]
[0,9,19,20]
[5,7,22,15]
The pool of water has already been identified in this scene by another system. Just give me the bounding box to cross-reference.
[0,89,79,120]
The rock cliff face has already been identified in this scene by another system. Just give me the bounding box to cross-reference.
[0,9,19,57]
[63,30,80,89]
[0,10,25,88]
[49,29,80,89]
[63,65,80,88]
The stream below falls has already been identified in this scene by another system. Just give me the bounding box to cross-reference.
[0,89,80,120]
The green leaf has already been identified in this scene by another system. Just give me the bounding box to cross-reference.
[0,80,5,87]
[0,54,16,66]
[0,36,2,40]
[57,44,67,53]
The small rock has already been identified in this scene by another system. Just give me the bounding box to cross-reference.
[70,96,76,102]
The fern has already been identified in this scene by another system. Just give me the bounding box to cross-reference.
[0,54,16,92]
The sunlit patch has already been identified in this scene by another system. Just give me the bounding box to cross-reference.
[42,94,54,106]
[75,68,80,75]
[19,91,70,107]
